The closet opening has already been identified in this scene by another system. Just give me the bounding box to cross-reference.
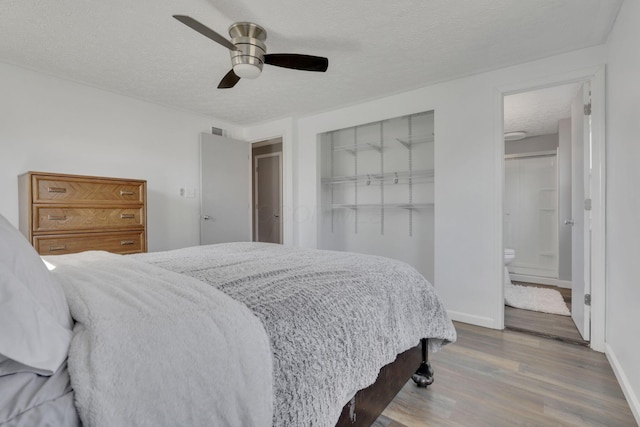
[317,111,435,282]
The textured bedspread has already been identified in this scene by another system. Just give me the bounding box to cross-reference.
[45,251,273,427]
[134,242,457,426]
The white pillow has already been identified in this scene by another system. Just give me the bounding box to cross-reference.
[0,266,72,375]
[0,213,72,375]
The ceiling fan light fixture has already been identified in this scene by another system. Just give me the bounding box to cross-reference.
[233,63,262,79]
[173,15,329,89]
[229,34,266,79]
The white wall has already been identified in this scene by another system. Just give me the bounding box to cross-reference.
[286,46,606,330]
[604,0,640,422]
[0,62,240,251]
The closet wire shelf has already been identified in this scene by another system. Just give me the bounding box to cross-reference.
[329,203,434,210]
[332,133,434,154]
[322,169,434,185]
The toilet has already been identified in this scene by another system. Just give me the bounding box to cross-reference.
[504,248,515,286]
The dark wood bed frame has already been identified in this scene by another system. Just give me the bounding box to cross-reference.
[335,338,433,426]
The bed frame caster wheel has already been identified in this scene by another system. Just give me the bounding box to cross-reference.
[413,339,434,387]
[412,362,434,387]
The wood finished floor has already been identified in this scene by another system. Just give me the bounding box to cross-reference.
[505,282,588,345]
[376,322,637,427]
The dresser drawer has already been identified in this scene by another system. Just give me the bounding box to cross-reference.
[33,175,144,204]
[33,206,144,232]
[34,231,145,255]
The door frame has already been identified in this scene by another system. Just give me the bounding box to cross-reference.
[253,151,283,243]
[495,65,606,351]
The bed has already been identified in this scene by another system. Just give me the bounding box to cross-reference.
[0,212,456,426]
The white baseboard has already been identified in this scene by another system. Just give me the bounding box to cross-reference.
[510,274,569,288]
[605,343,640,425]
[447,310,498,329]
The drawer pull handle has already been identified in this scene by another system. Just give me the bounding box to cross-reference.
[49,245,67,251]
[47,215,67,221]
[120,213,135,219]
[47,187,67,193]
[120,190,135,196]
[121,240,135,246]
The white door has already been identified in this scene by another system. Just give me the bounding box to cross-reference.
[254,152,282,244]
[200,133,251,244]
[570,83,591,340]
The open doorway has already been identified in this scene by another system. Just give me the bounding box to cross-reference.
[252,138,283,244]
[502,82,591,345]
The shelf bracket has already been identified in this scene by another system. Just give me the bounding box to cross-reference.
[366,143,382,153]
[396,138,411,150]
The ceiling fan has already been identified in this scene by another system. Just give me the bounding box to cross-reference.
[173,15,329,89]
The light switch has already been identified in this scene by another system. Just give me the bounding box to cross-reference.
[180,187,196,198]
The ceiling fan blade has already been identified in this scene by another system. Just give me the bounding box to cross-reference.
[264,54,328,72]
[218,69,241,89]
[173,15,238,52]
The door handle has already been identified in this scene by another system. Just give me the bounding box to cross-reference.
[202,215,211,221]
[274,214,280,218]
[564,219,574,226]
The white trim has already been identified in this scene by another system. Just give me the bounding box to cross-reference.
[253,152,283,244]
[606,344,640,425]
[447,310,500,330]
[497,65,606,352]
[198,137,204,245]
[494,87,506,330]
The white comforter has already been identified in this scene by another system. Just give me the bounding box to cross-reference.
[134,242,457,426]
[46,251,273,427]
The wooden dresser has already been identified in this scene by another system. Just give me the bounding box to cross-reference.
[18,172,147,255]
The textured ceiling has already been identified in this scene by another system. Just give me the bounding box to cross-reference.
[0,0,622,126]
[504,82,583,138]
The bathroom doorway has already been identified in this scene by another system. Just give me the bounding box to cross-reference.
[252,138,283,244]
[502,82,591,345]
